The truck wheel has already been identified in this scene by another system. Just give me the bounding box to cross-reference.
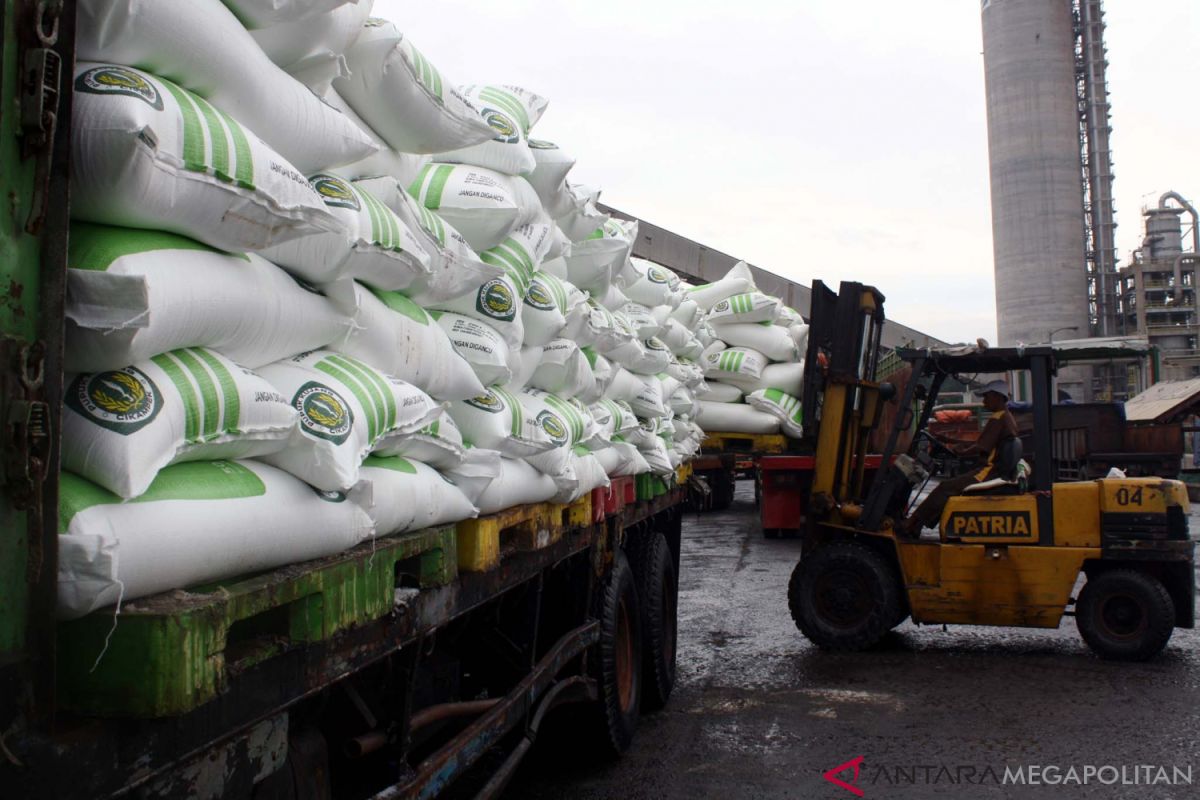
[631,532,677,711]
[788,541,899,651]
[1076,570,1175,662]
[586,550,643,755]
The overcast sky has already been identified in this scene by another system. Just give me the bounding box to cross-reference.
[375,1,1199,344]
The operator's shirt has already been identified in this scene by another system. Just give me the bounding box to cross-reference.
[973,409,1019,481]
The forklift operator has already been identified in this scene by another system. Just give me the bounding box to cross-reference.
[902,380,1019,536]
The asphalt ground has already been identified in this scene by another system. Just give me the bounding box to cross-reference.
[507,481,1200,800]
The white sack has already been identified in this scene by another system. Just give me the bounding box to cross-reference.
[686,260,756,311]
[353,175,502,303]
[258,350,443,490]
[522,273,568,346]
[335,20,493,154]
[65,223,350,372]
[697,401,781,434]
[706,292,782,325]
[530,339,593,397]
[434,85,547,176]
[408,163,530,251]
[359,455,477,535]
[554,452,610,503]
[447,387,554,457]
[433,312,512,387]
[57,460,373,619]
[604,368,666,418]
[428,273,524,348]
[747,389,804,438]
[702,347,768,382]
[701,381,745,403]
[710,322,797,362]
[63,349,297,499]
[334,285,484,401]
[260,173,430,289]
[221,0,350,29]
[504,345,543,391]
[470,457,558,515]
[373,410,465,470]
[525,140,575,217]
[555,183,608,242]
[623,258,680,307]
[726,361,806,396]
[78,1,374,172]
[249,1,372,76]
[72,64,340,252]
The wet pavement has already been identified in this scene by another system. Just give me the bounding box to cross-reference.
[508,482,1200,799]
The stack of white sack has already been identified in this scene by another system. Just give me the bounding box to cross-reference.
[689,261,810,438]
[59,3,710,619]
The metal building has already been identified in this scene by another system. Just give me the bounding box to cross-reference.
[981,0,1118,398]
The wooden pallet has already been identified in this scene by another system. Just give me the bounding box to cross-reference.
[457,494,592,573]
[701,431,789,455]
[56,525,457,718]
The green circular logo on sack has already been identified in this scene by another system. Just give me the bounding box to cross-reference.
[477,279,516,321]
[646,337,667,351]
[75,66,163,110]
[537,410,569,446]
[482,108,520,144]
[713,299,730,313]
[68,367,162,435]
[465,390,504,414]
[648,267,670,284]
[527,139,559,150]
[524,280,555,311]
[313,487,347,502]
[294,382,353,444]
[311,174,360,211]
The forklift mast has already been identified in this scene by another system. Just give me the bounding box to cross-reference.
[800,281,888,527]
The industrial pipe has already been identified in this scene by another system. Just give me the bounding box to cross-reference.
[409,699,501,733]
[345,731,389,759]
[1159,191,1200,254]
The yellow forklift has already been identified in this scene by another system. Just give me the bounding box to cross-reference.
[789,281,1195,661]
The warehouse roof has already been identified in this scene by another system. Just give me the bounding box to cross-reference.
[1125,377,1200,423]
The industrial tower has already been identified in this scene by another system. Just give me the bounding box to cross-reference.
[981,0,1119,398]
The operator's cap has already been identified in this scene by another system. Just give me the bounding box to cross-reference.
[975,379,1010,400]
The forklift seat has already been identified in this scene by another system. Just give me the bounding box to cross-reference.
[962,438,1028,495]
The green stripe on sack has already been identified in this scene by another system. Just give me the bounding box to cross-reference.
[354,182,384,246]
[315,360,378,442]
[540,273,568,312]
[191,95,231,182]
[408,163,434,202]
[68,223,237,271]
[492,387,522,436]
[424,165,454,210]
[363,189,400,250]
[212,105,255,189]
[150,352,201,442]
[191,348,241,434]
[159,80,207,173]
[372,288,429,324]
[326,354,395,435]
[734,351,745,372]
[479,88,529,132]
[172,347,221,440]
[543,393,581,442]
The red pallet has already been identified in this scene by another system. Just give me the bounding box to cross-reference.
[592,476,636,522]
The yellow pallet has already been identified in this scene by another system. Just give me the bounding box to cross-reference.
[676,463,694,482]
[700,432,788,455]
[457,494,592,572]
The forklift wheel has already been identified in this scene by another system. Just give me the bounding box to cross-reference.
[788,541,900,651]
[1076,570,1175,662]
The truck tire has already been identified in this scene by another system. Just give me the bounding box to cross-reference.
[631,532,678,712]
[788,541,899,651]
[1076,570,1175,662]
[585,549,643,755]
